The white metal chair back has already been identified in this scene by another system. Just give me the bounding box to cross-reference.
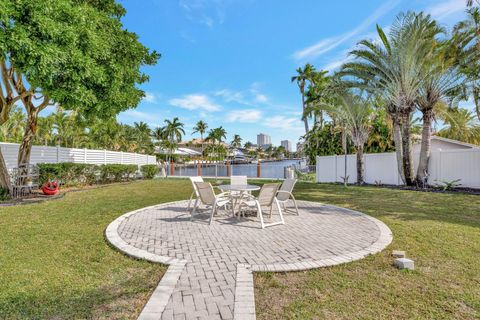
[257,183,280,206]
[189,176,204,197]
[277,179,297,201]
[230,175,247,186]
[194,182,216,206]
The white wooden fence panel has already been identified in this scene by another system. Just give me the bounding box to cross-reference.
[0,142,156,170]
[316,148,480,188]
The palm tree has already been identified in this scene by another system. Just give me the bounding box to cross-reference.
[292,63,316,133]
[192,120,208,155]
[162,117,185,160]
[415,45,462,184]
[244,141,253,149]
[304,70,330,128]
[342,12,443,186]
[231,134,242,148]
[438,108,480,145]
[453,6,480,121]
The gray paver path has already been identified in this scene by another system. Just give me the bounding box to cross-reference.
[106,200,392,320]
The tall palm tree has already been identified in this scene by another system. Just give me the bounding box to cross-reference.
[453,6,480,121]
[342,12,443,186]
[292,63,316,133]
[192,120,208,155]
[304,70,330,128]
[244,141,253,149]
[162,117,185,159]
[415,45,462,184]
[231,134,242,148]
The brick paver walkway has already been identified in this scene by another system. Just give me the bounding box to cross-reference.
[106,200,392,320]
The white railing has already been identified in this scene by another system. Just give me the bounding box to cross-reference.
[316,149,480,188]
[0,142,156,170]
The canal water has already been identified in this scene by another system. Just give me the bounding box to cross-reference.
[169,159,305,179]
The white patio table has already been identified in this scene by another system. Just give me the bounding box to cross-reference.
[217,184,260,217]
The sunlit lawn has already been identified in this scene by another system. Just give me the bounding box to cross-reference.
[0,179,190,319]
[1,179,479,319]
[255,183,480,319]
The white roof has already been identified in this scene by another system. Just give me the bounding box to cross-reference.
[155,147,202,156]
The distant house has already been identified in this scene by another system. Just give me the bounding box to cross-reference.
[412,136,479,153]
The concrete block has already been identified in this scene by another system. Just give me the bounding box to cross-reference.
[394,258,414,270]
[392,250,406,258]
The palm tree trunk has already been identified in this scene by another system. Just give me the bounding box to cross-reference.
[392,117,405,184]
[18,110,39,167]
[302,94,309,133]
[356,145,364,185]
[416,108,433,185]
[401,112,415,186]
[0,148,12,194]
[473,86,480,122]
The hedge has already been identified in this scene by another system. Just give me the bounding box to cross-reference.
[37,163,139,186]
[140,164,159,179]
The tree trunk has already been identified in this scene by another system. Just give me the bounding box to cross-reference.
[302,94,309,134]
[401,112,415,186]
[0,147,12,194]
[416,108,433,186]
[392,117,405,184]
[356,145,364,185]
[473,86,480,122]
[17,110,39,167]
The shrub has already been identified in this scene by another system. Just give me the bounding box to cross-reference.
[99,164,138,183]
[140,164,159,179]
[0,187,9,201]
[38,163,139,186]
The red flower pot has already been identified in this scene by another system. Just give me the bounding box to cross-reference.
[42,181,59,196]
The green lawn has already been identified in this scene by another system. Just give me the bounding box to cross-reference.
[255,183,480,319]
[0,179,190,319]
[1,180,479,319]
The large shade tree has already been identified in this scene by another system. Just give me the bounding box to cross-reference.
[0,0,159,193]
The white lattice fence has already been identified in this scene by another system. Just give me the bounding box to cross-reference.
[0,142,156,170]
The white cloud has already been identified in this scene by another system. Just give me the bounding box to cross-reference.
[427,0,466,21]
[292,0,400,62]
[226,109,262,123]
[264,115,304,132]
[254,94,268,103]
[214,89,246,104]
[169,94,221,112]
[143,92,157,103]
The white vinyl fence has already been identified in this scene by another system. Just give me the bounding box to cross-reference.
[316,149,480,188]
[0,142,156,170]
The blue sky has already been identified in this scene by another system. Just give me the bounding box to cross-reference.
[115,0,469,150]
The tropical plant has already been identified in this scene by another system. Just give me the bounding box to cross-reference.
[437,108,480,145]
[192,120,208,155]
[231,134,242,148]
[342,11,444,186]
[292,63,316,133]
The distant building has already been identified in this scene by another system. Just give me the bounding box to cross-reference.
[257,133,272,149]
[280,140,292,152]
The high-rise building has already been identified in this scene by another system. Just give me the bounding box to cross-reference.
[281,140,292,152]
[257,133,271,148]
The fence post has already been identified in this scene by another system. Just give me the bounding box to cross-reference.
[56,146,60,163]
[215,164,218,178]
[103,149,107,164]
[334,155,338,183]
[120,151,124,165]
[170,161,175,176]
[227,161,231,177]
[257,161,261,178]
[197,161,201,176]
[84,148,87,164]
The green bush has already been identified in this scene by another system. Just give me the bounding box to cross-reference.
[0,187,9,201]
[38,163,139,186]
[99,164,138,183]
[140,164,159,179]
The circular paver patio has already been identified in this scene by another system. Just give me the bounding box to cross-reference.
[106,200,392,320]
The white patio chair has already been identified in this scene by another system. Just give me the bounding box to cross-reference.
[192,182,230,224]
[240,183,284,229]
[275,178,299,216]
[187,176,204,212]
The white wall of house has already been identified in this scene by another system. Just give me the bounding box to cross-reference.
[0,142,156,170]
[316,149,480,188]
